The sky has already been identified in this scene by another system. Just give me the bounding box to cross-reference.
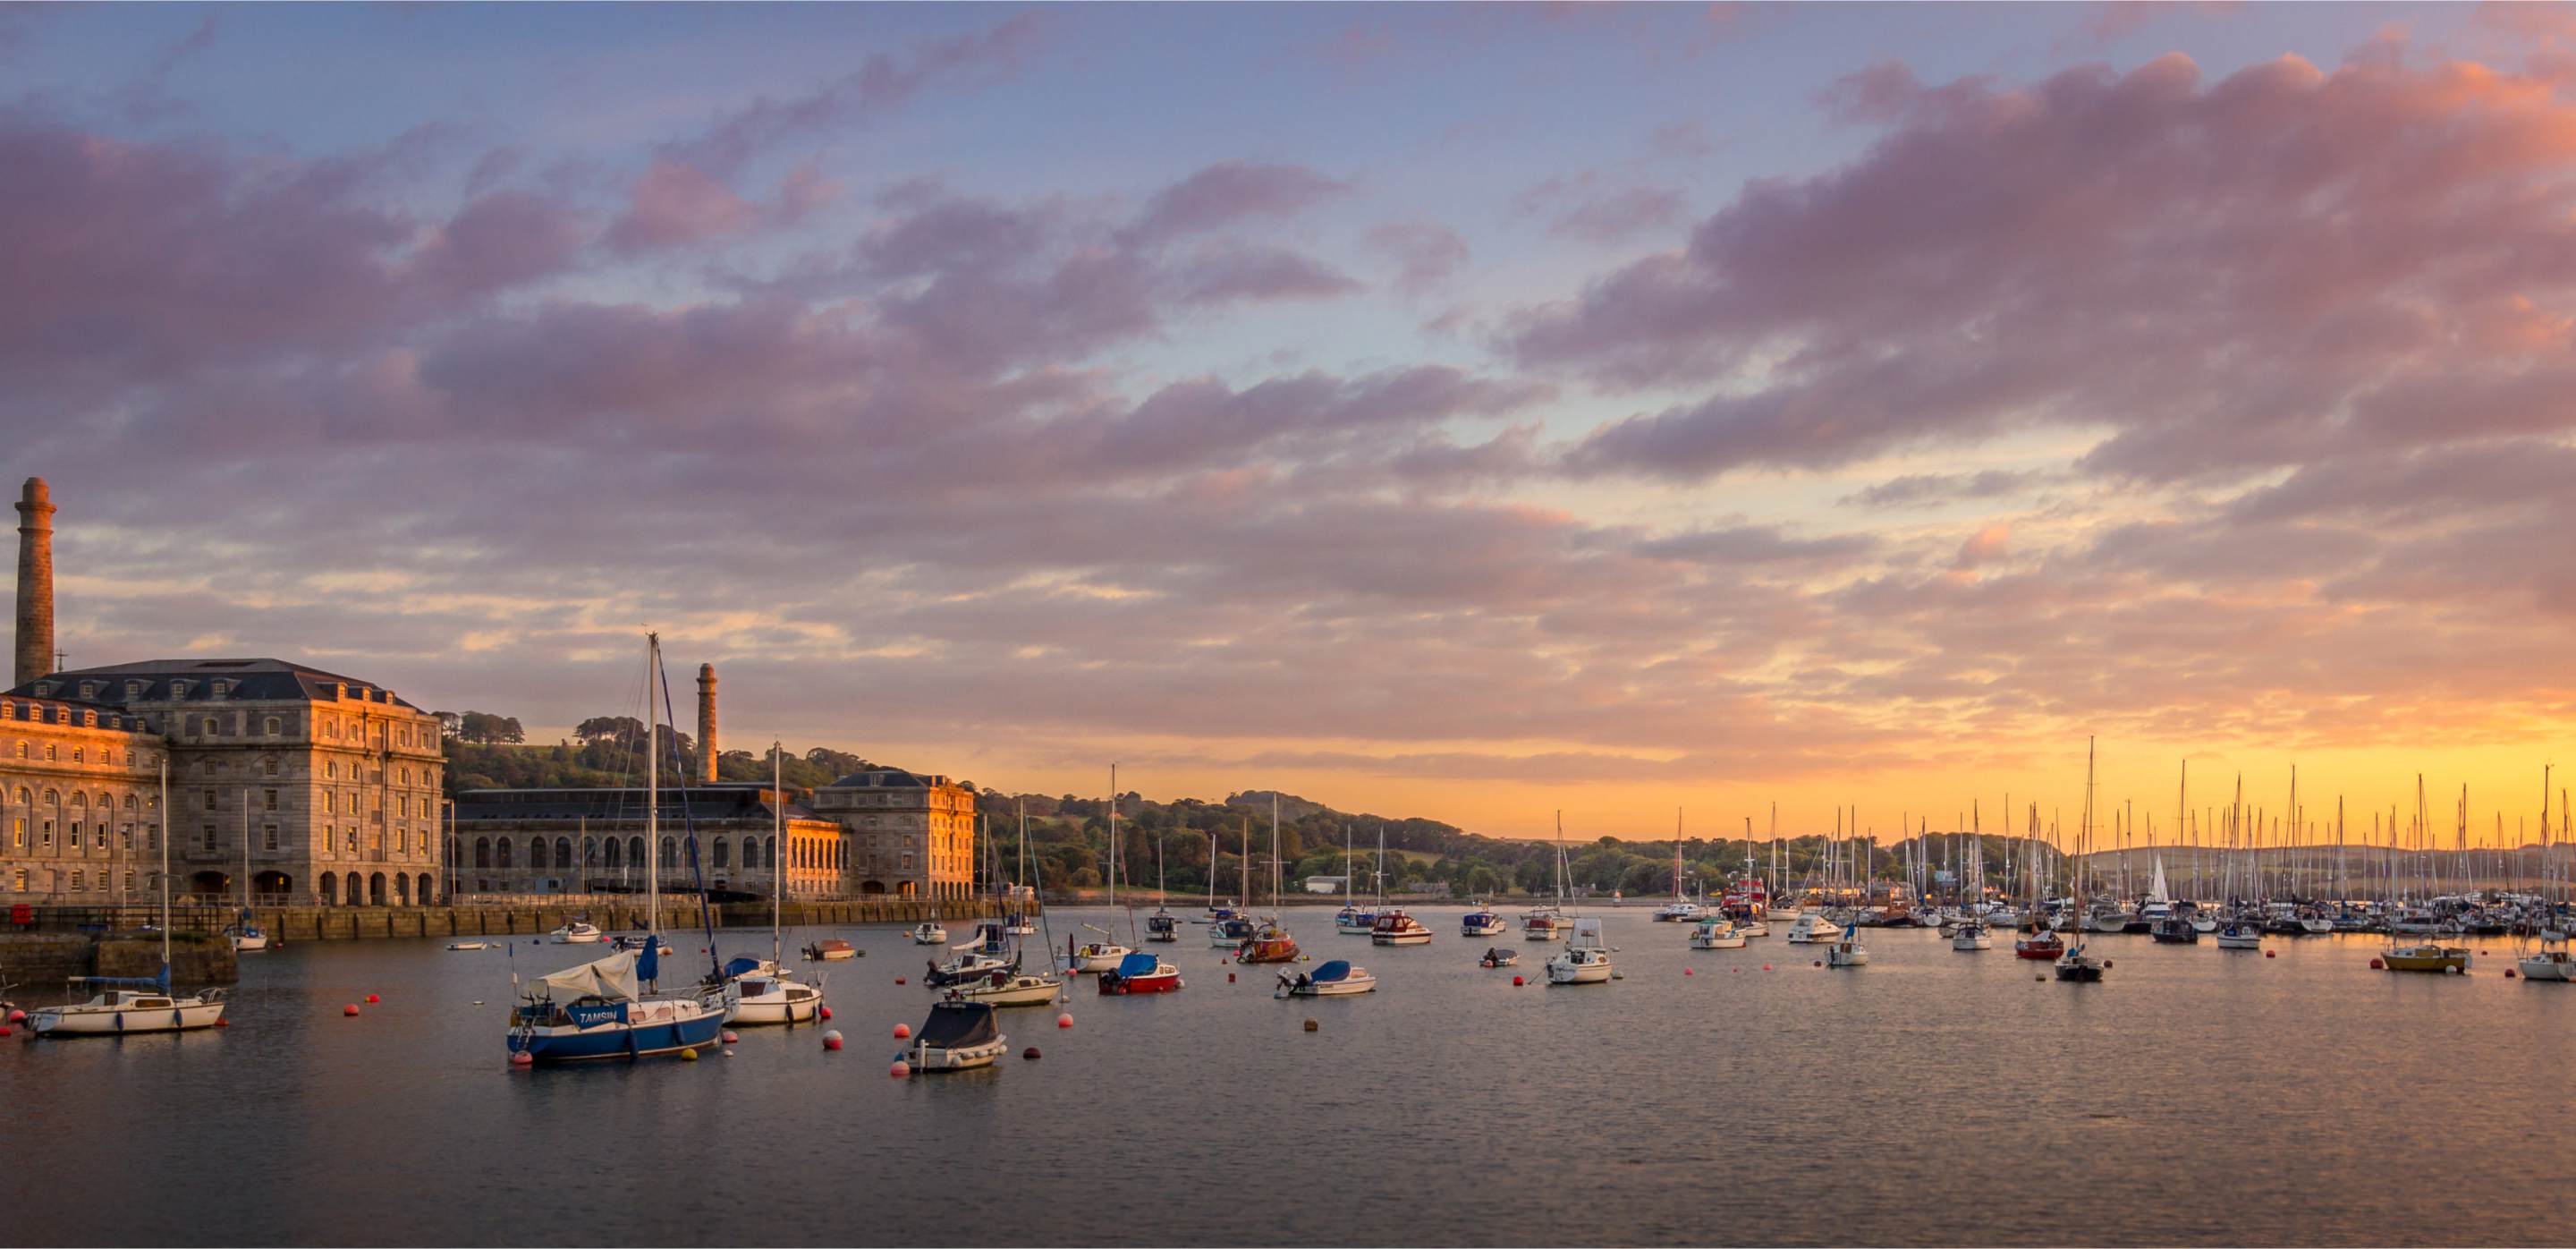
[8,2,2576,847]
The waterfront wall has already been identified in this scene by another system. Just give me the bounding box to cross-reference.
[5,896,1027,943]
[0,930,238,987]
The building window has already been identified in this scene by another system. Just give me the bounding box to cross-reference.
[122,794,135,810]
[39,820,52,848]
[325,793,335,814]
[204,791,217,811]
[119,824,131,851]
[264,717,280,736]
[263,758,279,777]
[263,824,277,851]
[71,871,82,891]
[124,749,134,766]
[202,718,217,736]
[45,744,55,761]
[71,747,82,762]
[146,824,157,850]
[123,869,135,893]
[262,789,278,812]
[344,828,356,854]
[326,760,337,779]
[201,824,216,852]
[11,870,22,891]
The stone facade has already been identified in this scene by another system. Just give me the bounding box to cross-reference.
[0,694,167,901]
[451,784,850,897]
[4,659,445,907]
[809,769,977,901]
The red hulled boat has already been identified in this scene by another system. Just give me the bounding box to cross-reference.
[1097,951,1182,994]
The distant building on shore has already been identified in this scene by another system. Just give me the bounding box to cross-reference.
[450,783,850,897]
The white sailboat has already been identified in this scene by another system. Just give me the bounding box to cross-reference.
[1545,916,1614,984]
[945,800,1066,1007]
[1067,764,1131,973]
[723,743,823,1026]
[225,795,268,953]
[33,760,229,1036]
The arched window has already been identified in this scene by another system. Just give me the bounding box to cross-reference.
[766,836,777,871]
[554,837,572,871]
[496,837,513,869]
[659,837,676,870]
[627,837,644,869]
[319,871,336,905]
[604,837,622,869]
[712,838,730,871]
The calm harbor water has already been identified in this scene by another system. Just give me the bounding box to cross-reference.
[6,905,2572,1246]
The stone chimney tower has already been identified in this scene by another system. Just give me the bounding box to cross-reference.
[696,663,718,783]
[15,478,55,687]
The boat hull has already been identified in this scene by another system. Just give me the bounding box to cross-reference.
[1371,930,1432,946]
[2382,946,2470,973]
[947,975,1063,1007]
[1691,933,1748,949]
[32,1000,226,1035]
[906,1038,1006,1072]
[1097,971,1182,995]
[508,1004,726,1062]
[2518,955,2576,982]
[1546,962,1612,984]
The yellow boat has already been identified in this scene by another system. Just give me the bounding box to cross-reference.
[2381,942,2470,973]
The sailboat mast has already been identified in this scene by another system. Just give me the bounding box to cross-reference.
[772,741,784,964]
[646,634,659,937]
[158,758,171,975]
[1107,764,1118,914]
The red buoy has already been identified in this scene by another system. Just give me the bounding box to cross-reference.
[0,1025,11,1038]
[887,1060,907,1078]
[2369,957,2385,969]
[823,1030,844,1050]
[1022,1047,1041,1060]
[215,1018,229,1028]
[510,1051,533,1067]
[893,1023,911,1040]
[364,994,379,1004]
[1763,964,1773,971]
[343,1004,360,1016]
[5,1008,23,1024]
[1511,975,1524,986]
[1056,1013,1073,1029]
[2505,967,2520,979]
[1227,973,1235,983]
[2265,950,2276,958]
[720,1031,740,1044]
[895,977,907,986]
[818,1006,832,1021]
[1682,967,1694,976]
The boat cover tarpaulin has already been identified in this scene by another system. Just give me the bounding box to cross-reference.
[634,938,659,983]
[917,1001,999,1049]
[1115,952,1160,978]
[1311,960,1352,981]
[530,950,640,1003]
[722,956,767,980]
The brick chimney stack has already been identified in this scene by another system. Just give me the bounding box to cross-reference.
[15,477,55,688]
[697,662,718,783]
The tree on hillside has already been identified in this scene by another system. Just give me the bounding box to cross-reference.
[457,710,525,744]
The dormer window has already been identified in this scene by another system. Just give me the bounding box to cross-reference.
[210,681,229,700]
[171,681,190,699]
[31,682,53,697]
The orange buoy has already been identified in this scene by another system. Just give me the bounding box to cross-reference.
[887,1060,908,1078]
[818,1006,832,1021]
[721,1031,739,1044]
[1056,1013,1073,1029]
[1303,1018,1318,1032]
[343,1004,360,1016]
[510,1051,533,1066]
[894,1023,911,1040]
[1511,974,1524,986]
[364,994,379,1004]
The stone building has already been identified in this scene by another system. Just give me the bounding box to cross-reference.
[0,478,446,906]
[809,769,978,900]
[449,783,850,897]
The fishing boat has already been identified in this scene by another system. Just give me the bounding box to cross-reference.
[1370,908,1432,946]
[2382,941,2469,973]
[909,922,949,946]
[33,760,227,1037]
[1097,950,1182,995]
[1950,917,1992,951]
[1689,918,1746,949]
[1784,913,1843,944]
[506,946,725,1061]
[1546,918,1614,985]
[1479,947,1519,968]
[549,921,604,945]
[1276,959,1375,997]
[1462,903,1507,937]
[804,938,857,962]
[900,1000,1006,1073]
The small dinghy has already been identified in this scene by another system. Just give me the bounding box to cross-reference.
[902,1000,1006,1073]
[1479,947,1519,968]
[1097,951,1182,995]
[909,922,949,946]
[446,940,492,952]
[1277,959,1376,998]
[803,939,858,962]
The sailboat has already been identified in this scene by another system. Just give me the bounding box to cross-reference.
[2383,775,2469,973]
[721,743,823,1025]
[1522,812,1573,940]
[2055,739,2110,982]
[1545,916,1614,984]
[1236,794,1302,964]
[1068,765,1132,973]
[32,760,229,1036]
[225,794,269,953]
[504,635,727,1062]
[945,801,1066,1007]
[1335,827,1376,935]
[1145,828,1179,943]
[2520,774,2572,982]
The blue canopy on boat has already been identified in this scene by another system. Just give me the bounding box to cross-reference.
[635,935,660,982]
[721,956,766,980]
[1115,952,1160,978]
[1311,959,1352,981]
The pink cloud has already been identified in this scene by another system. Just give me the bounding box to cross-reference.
[1127,161,1348,244]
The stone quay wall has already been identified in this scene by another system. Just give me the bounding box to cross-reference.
[0,930,238,987]
[5,895,1026,943]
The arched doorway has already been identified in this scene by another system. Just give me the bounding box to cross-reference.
[860,880,886,896]
[474,837,490,868]
[319,871,337,905]
[394,875,410,905]
[253,871,292,900]
[189,870,229,898]
[345,875,362,905]
[363,873,383,905]
[418,873,435,905]
[555,837,572,869]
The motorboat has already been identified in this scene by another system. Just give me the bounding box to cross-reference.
[1949,918,1992,951]
[2150,917,2199,944]
[1145,909,1180,943]
[1784,913,1843,944]
[1654,900,1706,923]
[30,985,227,1036]
[721,963,823,1026]
[1479,947,1519,968]
[2381,941,2469,973]
[1235,919,1301,964]
[2012,929,2064,960]
[1521,907,1570,942]
[1689,919,1746,949]
[1734,919,1770,939]
[1370,909,1433,946]
[1004,912,1038,936]
[549,922,604,945]
[1545,918,1614,985]
[901,1000,1006,1073]
[1462,904,1507,938]
[1097,951,1182,995]
[804,938,857,962]
[1210,915,1258,947]
[1334,905,1377,936]
[1825,934,1869,967]
[927,949,1012,989]
[1276,959,1376,998]
[2518,940,2576,983]
[2214,918,2264,950]
[1067,939,1131,973]
[610,934,674,956]
[504,947,724,1062]
[909,922,949,946]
